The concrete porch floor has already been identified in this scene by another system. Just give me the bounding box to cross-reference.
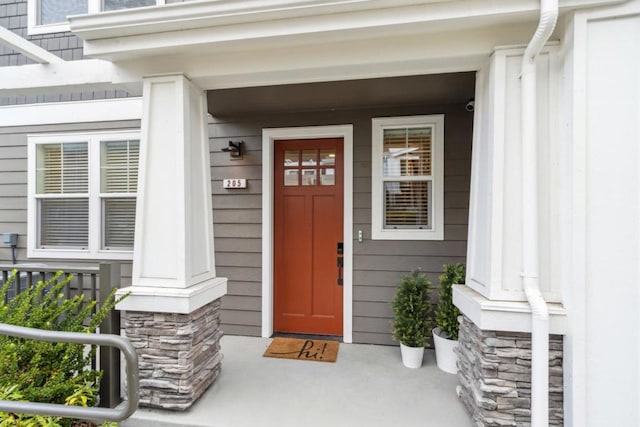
[122,335,472,427]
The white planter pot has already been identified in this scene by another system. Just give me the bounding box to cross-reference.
[399,343,424,369]
[433,327,458,374]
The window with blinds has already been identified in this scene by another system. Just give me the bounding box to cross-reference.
[101,140,139,249]
[29,131,140,259]
[36,143,89,248]
[382,127,432,229]
[371,115,444,240]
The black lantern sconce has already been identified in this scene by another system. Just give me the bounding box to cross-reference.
[222,141,243,159]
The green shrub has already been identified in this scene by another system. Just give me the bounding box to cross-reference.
[391,270,432,348]
[0,270,124,426]
[434,263,465,340]
[0,384,117,427]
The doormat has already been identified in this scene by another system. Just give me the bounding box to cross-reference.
[263,337,339,363]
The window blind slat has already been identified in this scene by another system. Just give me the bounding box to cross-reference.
[39,199,89,247]
[103,198,136,249]
[101,140,140,193]
[384,181,432,229]
[383,127,432,177]
[36,143,88,194]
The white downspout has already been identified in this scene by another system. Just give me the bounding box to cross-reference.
[521,1,558,426]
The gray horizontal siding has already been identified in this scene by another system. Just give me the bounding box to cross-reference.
[351,104,471,345]
[0,101,471,345]
[0,128,27,255]
[215,237,261,253]
[210,121,264,337]
[211,103,472,345]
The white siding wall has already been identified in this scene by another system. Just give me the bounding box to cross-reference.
[568,2,640,425]
[466,45,563,302]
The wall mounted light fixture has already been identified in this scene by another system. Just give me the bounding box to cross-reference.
[222,141,243,159]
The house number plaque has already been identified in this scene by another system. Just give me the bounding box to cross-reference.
[223,178,247,189]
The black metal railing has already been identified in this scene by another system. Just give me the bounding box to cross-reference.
[0,263,123,409]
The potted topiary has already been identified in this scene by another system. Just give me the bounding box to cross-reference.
[433,263,465,374]
[391,269,432,368]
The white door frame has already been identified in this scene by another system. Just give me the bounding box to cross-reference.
[262,125,353,343]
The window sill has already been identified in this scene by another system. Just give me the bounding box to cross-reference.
[28,248,133,261]
[371,228,444,241]
[28,22,72,36]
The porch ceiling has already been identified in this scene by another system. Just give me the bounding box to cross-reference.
[207,72,475,116]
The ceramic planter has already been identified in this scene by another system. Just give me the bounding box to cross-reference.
[433,327,458,374]
[400,342,424,368]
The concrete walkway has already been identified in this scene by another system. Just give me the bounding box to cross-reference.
[122,335,472,427]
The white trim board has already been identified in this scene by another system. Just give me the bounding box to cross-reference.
[0,98,143,127]
[0,25,63,64]
[262,125,354,343]
[0,59,134,96]
[453,285,567,334]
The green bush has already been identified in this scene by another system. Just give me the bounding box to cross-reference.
[0,384,117,427]
[434,263,465,340]
[0,270,124,426]
[391,270,433,348]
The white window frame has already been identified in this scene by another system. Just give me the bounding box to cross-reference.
[28,130,140,260]
[27,0,165,35]
[371,114,444,241]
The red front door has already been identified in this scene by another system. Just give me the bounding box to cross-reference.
[274,138,344,336]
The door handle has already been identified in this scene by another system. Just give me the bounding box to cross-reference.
[337,242,343,286]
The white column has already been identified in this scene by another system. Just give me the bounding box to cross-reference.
[454,44,568,334]
[117,74,226,314]
[464,44,562,303]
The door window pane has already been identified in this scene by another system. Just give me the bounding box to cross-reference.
[302,150,317,166]
[320,168,335,186]
[284,150,299,167]
[320,149,336,166]
[284,170,299,186]
[302,169,316,186]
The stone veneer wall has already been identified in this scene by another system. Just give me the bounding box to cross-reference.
[123,299,223,410]
[456,316,563,427]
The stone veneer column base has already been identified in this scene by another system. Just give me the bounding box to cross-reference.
[123,298,223,410]
[456,315,563,427]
